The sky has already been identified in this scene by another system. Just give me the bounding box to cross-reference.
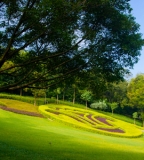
[129,0,144,78]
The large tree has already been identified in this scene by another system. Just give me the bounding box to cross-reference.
[104,81,128,104]
[127,74,144,127]
[0,0,143,92]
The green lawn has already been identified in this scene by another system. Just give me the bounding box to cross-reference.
[0,107,144,160]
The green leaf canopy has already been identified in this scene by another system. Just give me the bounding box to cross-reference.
[0,0,143,91]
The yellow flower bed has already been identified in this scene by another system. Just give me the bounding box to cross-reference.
[39,105,143,138]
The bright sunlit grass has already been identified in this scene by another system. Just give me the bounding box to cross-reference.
[0,108,144,160]
[0,99,144,159]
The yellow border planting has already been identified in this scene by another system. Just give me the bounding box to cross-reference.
[39,104,143,138]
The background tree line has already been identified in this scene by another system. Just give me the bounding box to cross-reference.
[6,72,144,126]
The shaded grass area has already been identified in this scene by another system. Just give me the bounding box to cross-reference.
[0,109,144,160]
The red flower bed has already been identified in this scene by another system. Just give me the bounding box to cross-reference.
[98,127,125,133]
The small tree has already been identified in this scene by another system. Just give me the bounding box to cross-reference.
[132,112,138,125]
[32,89,45,106]
[24,87,45,106]
[44,88,49,104]
[81,90,92,109]
[109,102,118,115]
[54,88,61,104]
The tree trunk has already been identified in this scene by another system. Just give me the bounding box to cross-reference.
[141,109,144,127]
[45,92,47,104]
[34,96,37,106]
[86,100,87,109]
[57,94,59,104]
[63,93,65,101]
[112,109,113,115]
[73,88,75,104]
[20,88,22,96]
[134,118,135,125]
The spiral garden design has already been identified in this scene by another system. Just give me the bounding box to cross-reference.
[39,105,143,138]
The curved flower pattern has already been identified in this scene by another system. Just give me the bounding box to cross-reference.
[39,105,143,138]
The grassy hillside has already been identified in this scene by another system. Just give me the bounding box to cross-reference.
[0,99,144,159]
[0,108,144,160]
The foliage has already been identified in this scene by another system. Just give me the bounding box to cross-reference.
[127,74,144,126]
[133,112,138,119]
[0,0,144,92]
[104,81,128,105]
[54,88,61,95]
[31,88,46,106]
[90,101,107,110]
[31,89,45,98]
[108,102,118,115]
[81,90,92,108]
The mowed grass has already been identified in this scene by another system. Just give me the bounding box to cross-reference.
[0,104,144,160]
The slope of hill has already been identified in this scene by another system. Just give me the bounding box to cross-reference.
[0,107,144,160]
